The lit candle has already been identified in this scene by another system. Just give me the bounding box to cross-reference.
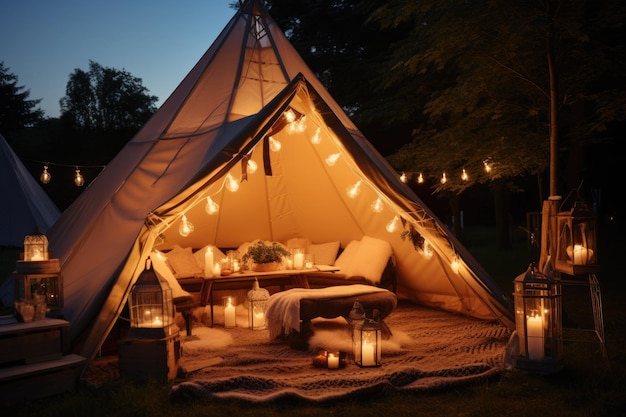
[361,341,376,366]
[285,257,294,269]
[567,244,593,265]
[294,251,304,269]
[526,313,544,360]
[253,311,265,328]
[204,247,214,277]
[152,316,163,326]
[327,352,339,369]
[213,262,221,276]
[31,250,44,261]
[224,299,236,328]
[232,260,240,272]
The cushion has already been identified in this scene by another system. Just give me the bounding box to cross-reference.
[333,240,360,276]
[150,251,191,301]
[285,237,312,250]
[166,245,202,278]
[308,241,340,266]
[350,236,393,284]
[193,245,227,272]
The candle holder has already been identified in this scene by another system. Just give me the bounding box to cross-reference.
[554,200,599,276]
[513,264,563,373]
[293,248,305,269]
[247,278,269,330]
[312,350,347,369]
[223,296,237,328]
[354,318,382,367]
[128,258,176,339]
[23,230,49,261]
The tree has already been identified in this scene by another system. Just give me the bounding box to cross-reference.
[0,62,44,133]
[60,60,158,132]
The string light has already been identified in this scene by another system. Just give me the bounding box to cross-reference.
[311,127,321,144]
[370,197,384,213]
[346,180,362,198]
[205,196,219,215]
[325,153,340,166]
[178,214,194,237]
[440,172,447,184]
[247,159,258,174]
[422,240,434,258]
[461,168,468,182]
[284,109,297,123]
[400,172,407,183]
[40,165,51,184]
[450,254,460,274]
[386,215,400,233]
[269,136,282,152]
[417,173,424,184]
[74,167,85,187]
[225,173,240,192]
[483,160,492,173]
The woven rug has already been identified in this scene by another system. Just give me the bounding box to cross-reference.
[169,301,512,402]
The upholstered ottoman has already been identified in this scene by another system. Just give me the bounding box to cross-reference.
[265,285,397,350]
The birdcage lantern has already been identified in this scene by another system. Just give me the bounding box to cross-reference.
[513,264,563,373]
[354,318,382,367]
[554,201,598,276]
[128,258,176,339]
[23,230,49,261]
[247,278,269,330]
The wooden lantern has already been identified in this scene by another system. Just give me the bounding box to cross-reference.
[513,264,563,373]
[554,201,598,276]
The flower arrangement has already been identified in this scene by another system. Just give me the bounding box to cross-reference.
[241,241,291,264]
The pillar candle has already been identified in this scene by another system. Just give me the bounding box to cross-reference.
[361,341,376,366]
[526,314,544,360]
[294,251,304,269]
[224,300,236,328]
[204,247,214,277]
[327,352,339,369]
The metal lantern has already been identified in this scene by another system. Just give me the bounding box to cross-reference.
[247,278,269,330]
[554,201,598,276]
[513,264,563,373]
[129,258,176,339]
[23,230,49,261]
[354,318,382,367]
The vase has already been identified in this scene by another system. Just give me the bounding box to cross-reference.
[251,262,281,272]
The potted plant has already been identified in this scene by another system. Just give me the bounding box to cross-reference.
[241,241,291,272]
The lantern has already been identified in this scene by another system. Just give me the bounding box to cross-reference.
[247,278,269,330]
[223,296,237,328]
[128,258,176,339]
[23,230,49,261]
[513,264,563,373]
[554,201,598,275]
[354,318,382,367]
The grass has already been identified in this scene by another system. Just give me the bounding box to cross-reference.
[2,225,625,417]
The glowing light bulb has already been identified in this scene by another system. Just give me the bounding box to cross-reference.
[325,153,340,166]
[269,136,282,152]
[371,197,384,213]
[417,173,424,184]
[461,169,468,181]
[74,168,85,187]
[247,159,258,174]
[225,173,240,192]
[311,127,321,144]
[205,196,219,215]
[422,240,433,259]
[346,180,362,198]
[386,215,400,233]
[484,160,492,173]
[40,165,51,184]
[179,214,194,237]
[400,172,407,183]
[440,172,447,184]
[450,255,460,274]
[284,109,297,123]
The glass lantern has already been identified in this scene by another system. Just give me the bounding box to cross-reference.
[129,258,176,339]
[513,264,563,373]
[354,318,382,367]
[247,278,269,330]
[23,230,49,261]
[554,201,598,276]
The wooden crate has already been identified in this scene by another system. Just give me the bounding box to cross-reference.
[118,333,181,383]
[0,319,69,366]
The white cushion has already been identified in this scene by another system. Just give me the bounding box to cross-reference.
[166,245,202,278]
[193,245,227,271]
[333,240,360,276]
[350,236,393,284]
[308,241,340,266]
[150,251,191,301]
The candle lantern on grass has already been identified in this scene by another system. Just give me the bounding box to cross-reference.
[247,278,269,330]
[554,201,598,276]
[128,258,176,339]
[23,229,49,261]
[513,264,563,373]
[354,318,381,367]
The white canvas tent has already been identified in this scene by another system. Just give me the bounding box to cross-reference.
[0,133,60,247]
[47,0,514,362]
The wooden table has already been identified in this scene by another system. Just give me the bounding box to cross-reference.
[199,268,338,326]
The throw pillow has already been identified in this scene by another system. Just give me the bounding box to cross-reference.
[350,236,393,284]
[193,245,227,272]
[167,245,203,278]
[308,241,340,266]
[333,240,360,276]
[150,251,191,301]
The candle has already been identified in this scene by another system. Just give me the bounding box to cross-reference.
[224,299,236,328]
[253,311,265,328]
[31,250,44,261]
[204,247,214,277]
[294,251,304,269]
[213,262,221,276]
[361,341,376,366]
[152,316,163,326]
[526,313,544,360]
[233,260,240,272]
[285,257,293,269]
[567,244,593,265]
[327,352,339,369]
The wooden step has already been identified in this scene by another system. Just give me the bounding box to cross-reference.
[0,354,86,406]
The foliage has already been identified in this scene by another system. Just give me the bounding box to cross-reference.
[0,62,44,133]
[59,60,158,132]
[241,241,291,264]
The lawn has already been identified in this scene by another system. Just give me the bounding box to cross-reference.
[1,225,625,417]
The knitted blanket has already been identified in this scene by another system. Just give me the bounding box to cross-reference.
[169,302,512,402]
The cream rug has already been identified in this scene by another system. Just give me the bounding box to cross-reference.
[169,301,512,402]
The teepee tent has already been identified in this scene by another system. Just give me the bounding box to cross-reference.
[0,133,60,247]
[48,0,514,362]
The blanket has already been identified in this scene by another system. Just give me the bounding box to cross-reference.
[265,284,390,339]
[169,302,512,402]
